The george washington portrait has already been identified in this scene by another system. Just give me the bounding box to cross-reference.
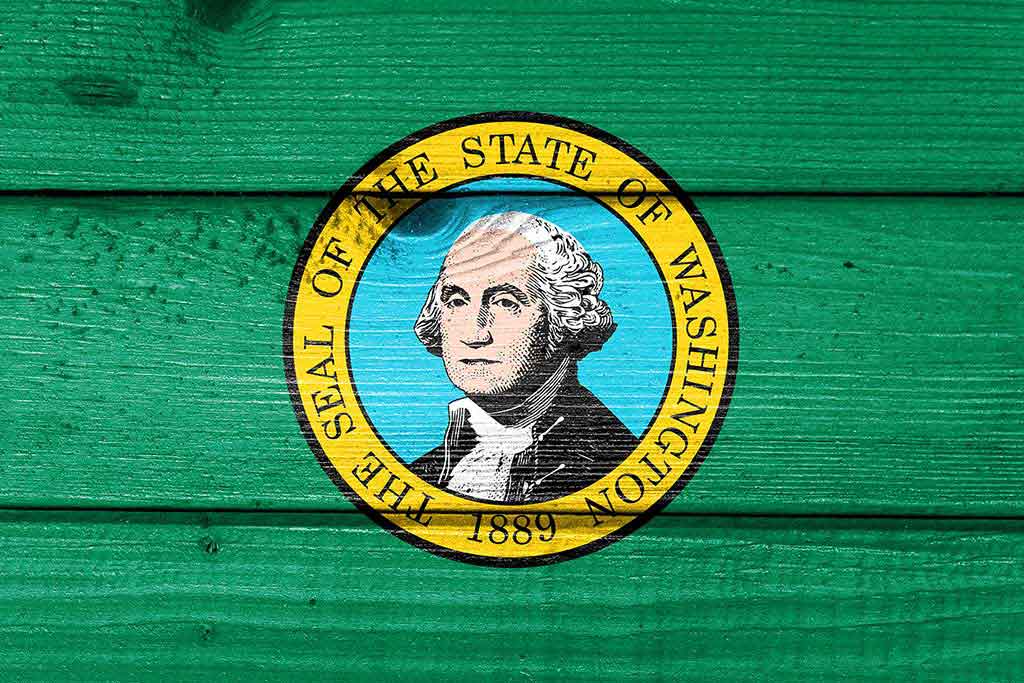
[406,211,639,503]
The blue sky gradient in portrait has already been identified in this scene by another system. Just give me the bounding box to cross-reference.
[347,177,673,463]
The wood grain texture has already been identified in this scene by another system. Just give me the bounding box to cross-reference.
[3,195,1019,514]
[3,1,1022,676]
[0,510,1021,681]
[2,0,1024,192]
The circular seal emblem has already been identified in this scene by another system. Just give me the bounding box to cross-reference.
[284,112,737,566]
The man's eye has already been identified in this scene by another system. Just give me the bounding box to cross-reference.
[493,297,520,313]
[445,297,468,308]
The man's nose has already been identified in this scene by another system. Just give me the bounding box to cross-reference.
[461,305,493,348]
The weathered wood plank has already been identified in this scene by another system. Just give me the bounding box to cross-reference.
[0,511,1021,680]
[2,0,1024,192]
[2,195,1020,513]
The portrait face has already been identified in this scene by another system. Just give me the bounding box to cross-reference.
[435,229,549,397]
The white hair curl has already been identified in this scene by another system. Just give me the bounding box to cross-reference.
[414,211,616,359]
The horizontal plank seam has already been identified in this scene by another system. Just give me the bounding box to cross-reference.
[2,189,1024,199]
[1,505,1023,522]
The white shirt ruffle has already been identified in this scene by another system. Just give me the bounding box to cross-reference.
[445,397,537,500]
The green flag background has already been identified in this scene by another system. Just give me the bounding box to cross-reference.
[1,1,1022,679]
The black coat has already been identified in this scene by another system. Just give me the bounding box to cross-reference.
[407,376,638,503]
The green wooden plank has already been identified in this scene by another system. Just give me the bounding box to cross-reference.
[2,0,1024,192]
[2,195,1020,514]
[0,510,1021,680]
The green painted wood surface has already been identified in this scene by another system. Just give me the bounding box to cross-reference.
[0,511,1022,680]
[2,0,1024,192]
[3,1,1024,678]
[3,195,1020,514]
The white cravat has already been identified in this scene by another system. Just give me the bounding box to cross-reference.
[443,357,574,501]
[445,398,536,501]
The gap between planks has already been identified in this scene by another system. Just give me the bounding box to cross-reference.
[2,189,1024,199]
[1,505,1023,523]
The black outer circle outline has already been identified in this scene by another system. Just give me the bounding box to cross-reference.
[282,111,740,567]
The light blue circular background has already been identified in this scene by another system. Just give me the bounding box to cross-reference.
[348,177,673,463]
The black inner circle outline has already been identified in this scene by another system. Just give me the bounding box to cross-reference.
[282,111,740,567]
[345,173,676,507]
